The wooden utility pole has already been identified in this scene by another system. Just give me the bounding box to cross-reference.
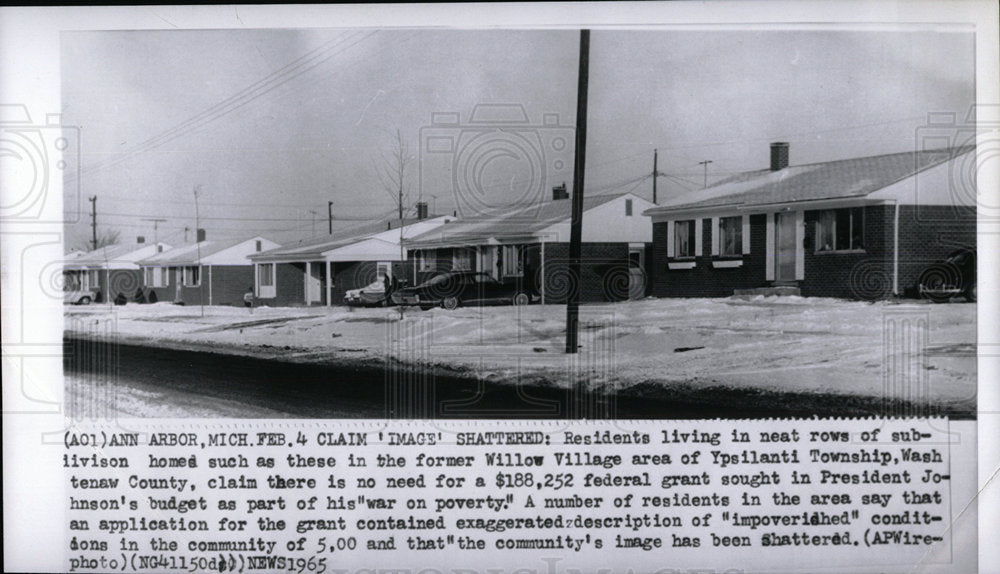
[565,29,590,354]
[652,149,659,204]
[328,201,334,235]
[89,196,97,250]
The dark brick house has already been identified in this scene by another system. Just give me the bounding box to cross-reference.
[138,236,279,306]
[247,216,454,306]
[403,192,655,304]
[643,143,977,300]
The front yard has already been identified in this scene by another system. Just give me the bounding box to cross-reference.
[64,295,977,415]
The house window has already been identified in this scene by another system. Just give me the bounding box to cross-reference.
[502,245,523,277]
[453,249,472,271]
[719,216,742,256]
[377,262,391,279]
[145,267,168,288]
[674,220,696,258]
[418,250,436,271]
[183,266,200,287]
[625,199,633,216]
[816,207,865,252]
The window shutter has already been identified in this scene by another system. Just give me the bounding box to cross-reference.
[666,221,675,258]
[710,217,720,256]
[742,216,751,255]
[695,219,703,256]
[765,214,775,280]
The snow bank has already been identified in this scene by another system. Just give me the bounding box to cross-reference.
[65,296,976,407]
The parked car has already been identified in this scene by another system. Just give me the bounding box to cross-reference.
[391,271,536,310]
[344,279,391,307]
[63,288,97,305]
[917,248,976,303]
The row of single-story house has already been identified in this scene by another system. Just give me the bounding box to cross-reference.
[136,236,280,306]
[247,215,455,306]
[63,143,978,307]
[63,241,172,303]
[400,190,656,303]
[643,143,977,299]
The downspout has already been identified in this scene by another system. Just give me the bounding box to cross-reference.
[208,265,213,306]
[892,201,900,297]
[540,240,546,304]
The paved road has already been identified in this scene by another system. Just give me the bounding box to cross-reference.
[62,338,798,419]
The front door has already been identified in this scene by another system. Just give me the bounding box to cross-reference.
[305,261,323,304]
[775,212,797,282]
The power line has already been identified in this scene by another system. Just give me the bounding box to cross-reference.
[72,30,382,180]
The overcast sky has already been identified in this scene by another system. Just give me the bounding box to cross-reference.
[61,27,975,249]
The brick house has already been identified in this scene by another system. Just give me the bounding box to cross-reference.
[403,191,655,303]
[248,215,454,306]
[63,241,171,303]
[138,236,279,306]
[643,143,977,299]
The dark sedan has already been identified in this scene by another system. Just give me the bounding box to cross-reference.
[390,271,536,310]
[917,248,976,303]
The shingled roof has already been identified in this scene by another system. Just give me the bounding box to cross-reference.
[645,146,975,214]
[405,192,630,247]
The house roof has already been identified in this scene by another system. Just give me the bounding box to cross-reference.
[405,192,632,247]
[139,237,273,266]
[67,243,171,269]
[644,146,976,215]
[250,216,452,263]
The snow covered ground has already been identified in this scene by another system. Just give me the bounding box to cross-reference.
[64,296,977,414]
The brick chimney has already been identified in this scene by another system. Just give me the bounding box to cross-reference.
[196,228,206,242]
[415,202,428,220]
[770,142,789,171]
[136,236,145,244]
[552,182,569,200]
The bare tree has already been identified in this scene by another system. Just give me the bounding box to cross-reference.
[76,228,120,252]
[371,128,415,316]
[372,128,416,223]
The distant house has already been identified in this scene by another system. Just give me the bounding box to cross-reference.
[403,191,655,303]
[138,236,279,306]
[248,215,454,306]
[643,143,977,299]
[63,241,171,303]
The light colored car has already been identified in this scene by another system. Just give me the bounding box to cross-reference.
[344,279,389,307]
[64,289,97,305]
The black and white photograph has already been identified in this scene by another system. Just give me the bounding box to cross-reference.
[58,24,979,419]
[1,4,996,574]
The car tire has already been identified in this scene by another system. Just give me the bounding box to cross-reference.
[442,296,460,310]
[512,292,530,306]
[419,304,433,311]
[966,283,977,303]
[78,296,91,306]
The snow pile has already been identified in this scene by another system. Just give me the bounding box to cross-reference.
[65,296,976,406]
